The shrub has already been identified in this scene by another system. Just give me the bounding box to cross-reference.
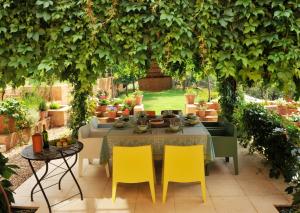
[21,91,44,110]
[49,102,61,109]
[0,99,32,130]
[234,103,300,207]
[38,100,48,111]
[0,152,19,213]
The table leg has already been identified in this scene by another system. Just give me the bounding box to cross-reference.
[61,153,83,200]
[31,161,48,202]
[58,154,78,190]
[28,159,51,213]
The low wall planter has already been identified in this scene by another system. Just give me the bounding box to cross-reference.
[48,105,70,127]
[0,115,15,134]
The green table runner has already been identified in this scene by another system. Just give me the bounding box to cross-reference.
[100,122,215,164]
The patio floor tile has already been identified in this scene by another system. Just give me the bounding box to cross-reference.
[174,196,216,213]
[248,195,289,213]
[13,146,292,213]
[212,196,257,213]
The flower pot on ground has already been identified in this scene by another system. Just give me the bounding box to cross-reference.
[133,90,144,105]
[185,87,197,104]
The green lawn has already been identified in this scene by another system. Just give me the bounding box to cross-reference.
[120,89,186,114]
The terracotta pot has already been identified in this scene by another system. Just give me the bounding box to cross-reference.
[135,95,143,105]
[288,108,298,115]
[185,94,196,104]
[277,106,288,115]
[122,109,130,116]
[204,116,218,122]
[0,115,16,134]
[99,105,107,112]
[196,110,206,118]
[206,102,219,110]
[205,109,218,116]
[39,111,48,120]
[108,111,117,119]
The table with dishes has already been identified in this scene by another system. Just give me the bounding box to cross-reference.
[100,112,215,166]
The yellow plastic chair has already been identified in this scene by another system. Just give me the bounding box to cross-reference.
[112,145,156,203]
[162,145,206,203]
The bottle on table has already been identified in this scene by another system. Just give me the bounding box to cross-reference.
[32,127,43,153]
[42,124,49,149]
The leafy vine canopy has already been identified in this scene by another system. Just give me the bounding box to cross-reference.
[0,0,300,96]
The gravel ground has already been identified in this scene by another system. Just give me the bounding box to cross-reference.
[3,127,70,190]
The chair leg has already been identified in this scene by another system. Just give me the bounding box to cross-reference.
[200,177,206,203]
[225,157,229,162]
[78,156,83,177]
[162,180,168,203]
[149,180,156,203]
[233,155,239,175]
[105,163,110,178]
[112,181,118,202]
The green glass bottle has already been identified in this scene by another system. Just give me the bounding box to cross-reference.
[42,124,49,149]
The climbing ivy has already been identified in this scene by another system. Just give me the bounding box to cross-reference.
[196,0,300,98]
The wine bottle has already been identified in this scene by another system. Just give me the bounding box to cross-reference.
[42,124,49,149]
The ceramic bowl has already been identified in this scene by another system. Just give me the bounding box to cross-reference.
[137,125,148,131]
[169,124,180,131]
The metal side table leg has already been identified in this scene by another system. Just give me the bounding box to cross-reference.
[31,161,48,201]
[28,159,51,213]
[58,155,77,190]
[61,153,83,200]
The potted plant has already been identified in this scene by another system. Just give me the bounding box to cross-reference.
[133,90,143,105]
[49,102,61,110]
[185,87,197,104]
[196,105,207,118]
[38,100,48,120]
[0,99,32,134]
[124,96,134,106]
[0,152,18,213]
[98,99,109,113]
[97,89,108,100]
[107,106,117,119]
[121,104,132,116]
[112,98,123,111]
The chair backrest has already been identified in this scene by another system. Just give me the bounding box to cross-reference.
[224,121,237,138]
[113,145,154,183]
[78,124,91,139]
[164,145,205,182]
[89,116,99,129]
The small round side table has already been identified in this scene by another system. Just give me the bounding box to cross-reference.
[21,141,84,213]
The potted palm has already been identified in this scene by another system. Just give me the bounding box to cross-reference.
[133,90,143,105]
[38,100,48,120]
[185,87,197,104]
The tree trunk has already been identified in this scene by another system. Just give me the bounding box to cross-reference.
[207,76,211,102]
[132,79,136,91]
[125,85,128,96]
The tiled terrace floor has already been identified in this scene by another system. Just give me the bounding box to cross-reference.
[14,146,291,213]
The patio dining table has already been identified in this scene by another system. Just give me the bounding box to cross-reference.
[100,121,215,165]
